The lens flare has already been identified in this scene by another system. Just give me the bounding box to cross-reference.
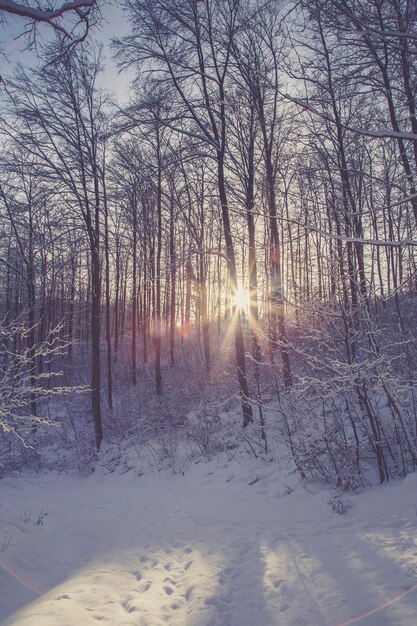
[231,287,250,311]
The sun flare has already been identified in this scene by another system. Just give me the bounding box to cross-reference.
[231,287,250,311]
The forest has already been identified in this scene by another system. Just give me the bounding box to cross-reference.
[1,0,417,490]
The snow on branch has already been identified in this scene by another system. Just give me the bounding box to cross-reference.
[0,0,96,22]
[0,0,99,51]
[305,223,417,248]
[282,94,417,142]
[0,315,87,442]
[190,247,230,263]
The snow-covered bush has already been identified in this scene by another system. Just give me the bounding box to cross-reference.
[275,297,417,488]
[327,495,354,514]
[0,315,86,474]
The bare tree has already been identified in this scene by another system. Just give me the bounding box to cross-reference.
[118,0,254,427]
[2,43,107,450]
[0,0,100,47]
[233,7,293,387]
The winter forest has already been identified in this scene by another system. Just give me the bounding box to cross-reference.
[1,1,417,625]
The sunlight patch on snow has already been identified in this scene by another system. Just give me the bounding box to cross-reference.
[356,528,417,595]
[260,538,332,625]
[359,529,417,561]
[3,544,223,626]
[3,467,417,626]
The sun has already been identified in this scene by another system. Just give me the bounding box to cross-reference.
[231,287,250,311]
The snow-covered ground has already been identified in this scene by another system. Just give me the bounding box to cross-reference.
[1,456,417,626]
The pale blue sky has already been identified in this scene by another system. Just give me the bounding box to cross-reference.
[0,1,133,103]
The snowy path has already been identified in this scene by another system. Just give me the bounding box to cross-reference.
[1,459,417,625]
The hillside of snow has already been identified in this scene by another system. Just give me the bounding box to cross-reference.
[1,455,417,626]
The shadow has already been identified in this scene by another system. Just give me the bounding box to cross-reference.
[2,471,417,626]
[0,471,269,626]
[0,565,38,622]
[260,503,417,625]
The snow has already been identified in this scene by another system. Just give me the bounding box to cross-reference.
[1,458,417,626]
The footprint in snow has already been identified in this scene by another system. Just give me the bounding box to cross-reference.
[184,587,193,602]
[164,586,174,596]
[272,579,284,589]
[121,599,138,614]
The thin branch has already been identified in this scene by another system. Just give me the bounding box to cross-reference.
[0,0,96,22]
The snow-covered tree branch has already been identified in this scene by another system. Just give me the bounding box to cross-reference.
[0,0,96,22]
[0,316,86,444]
[0,0,100,52]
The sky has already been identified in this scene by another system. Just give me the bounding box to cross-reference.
[0,1,132,103]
